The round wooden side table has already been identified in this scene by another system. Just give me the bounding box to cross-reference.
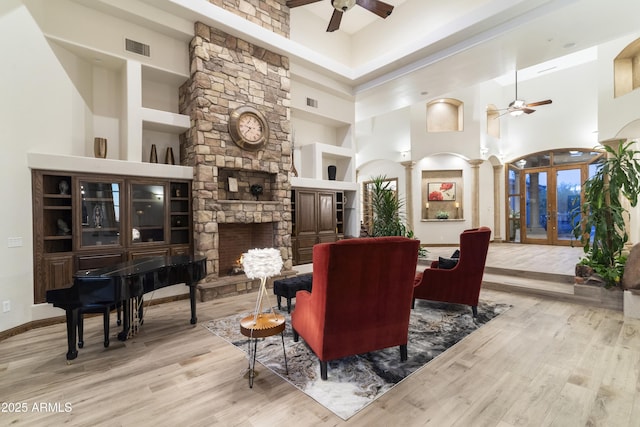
[240,313,288,388]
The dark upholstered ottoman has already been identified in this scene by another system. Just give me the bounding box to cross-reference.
[273,273,313,313]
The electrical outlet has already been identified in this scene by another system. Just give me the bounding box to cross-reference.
[2,300,10,313]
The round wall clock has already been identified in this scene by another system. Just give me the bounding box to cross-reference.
[228,106,269,150]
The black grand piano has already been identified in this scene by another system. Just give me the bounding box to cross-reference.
[46,255,206,360]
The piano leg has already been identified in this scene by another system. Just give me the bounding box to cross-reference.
[189,284,197,324]
[65,308,79,361]
[118,298,130,341]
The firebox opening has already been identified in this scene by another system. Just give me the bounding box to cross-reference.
[218,223,276,276]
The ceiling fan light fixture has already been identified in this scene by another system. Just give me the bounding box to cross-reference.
[510,109,524,117]
[332,0,356,11]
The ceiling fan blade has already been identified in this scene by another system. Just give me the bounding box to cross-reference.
[526,99,552,107]
[327,9,343,32]
[356,0,394,18]
[286,0,323,7]
[522,108,536,114]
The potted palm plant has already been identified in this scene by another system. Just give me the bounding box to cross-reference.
[369,175,407,237]
[572,140,640,288]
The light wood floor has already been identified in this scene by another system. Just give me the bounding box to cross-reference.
[1,244,639,426]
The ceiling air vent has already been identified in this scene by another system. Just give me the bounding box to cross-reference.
[306,97,318,108]
[125,38,150,57]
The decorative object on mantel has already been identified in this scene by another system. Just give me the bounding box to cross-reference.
[436,210,449,220]
[250,184,263,200]
[228,177,238,193]
[94,137,107,158]
[164,147,175,165]
[149,144,158,163]
[327,165,337,180]
[239,247,286,388]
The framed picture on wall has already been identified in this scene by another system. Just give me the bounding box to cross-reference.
[428,182,456,201]
[228,177,238,193]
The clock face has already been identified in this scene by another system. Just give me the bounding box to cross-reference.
[238,114,263,142]
[228,106,269,150]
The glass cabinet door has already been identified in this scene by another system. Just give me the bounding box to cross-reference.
[79,179,122,248]
[131,182,166,244]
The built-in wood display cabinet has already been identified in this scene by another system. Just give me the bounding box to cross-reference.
[32,170,192,303]
[291,188,344,265]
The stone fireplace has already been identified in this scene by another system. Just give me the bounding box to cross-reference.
[179,22,294,300]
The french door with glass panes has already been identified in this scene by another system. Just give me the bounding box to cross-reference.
[520,165,585,245]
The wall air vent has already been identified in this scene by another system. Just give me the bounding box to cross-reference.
[125,38,150,57]
[306,97,318,108]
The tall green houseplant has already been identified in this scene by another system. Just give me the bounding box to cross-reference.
[370,175,407,237]
[573,140,640,286]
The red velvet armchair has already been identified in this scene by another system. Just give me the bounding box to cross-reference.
[291,237,420,380]
[413,227,491,317]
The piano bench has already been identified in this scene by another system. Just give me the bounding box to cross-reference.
[77,303,120,349]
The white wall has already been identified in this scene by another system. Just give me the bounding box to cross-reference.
[0,2,90,330]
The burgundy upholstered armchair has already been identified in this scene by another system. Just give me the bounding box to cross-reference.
[291,236,420,380]
[413,227,491,317]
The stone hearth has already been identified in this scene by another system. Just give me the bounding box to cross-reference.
[179,23,293,300]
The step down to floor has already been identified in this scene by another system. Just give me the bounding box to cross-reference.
[482,268,623,311]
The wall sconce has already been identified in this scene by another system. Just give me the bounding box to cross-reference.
[401,151,410,160]
[480,147,489,159]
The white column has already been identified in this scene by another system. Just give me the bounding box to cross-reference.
[493,164,504,241]
[468,159,484,228]
[401,161,416,232]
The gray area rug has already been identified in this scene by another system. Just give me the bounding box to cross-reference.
[204,299,511,420]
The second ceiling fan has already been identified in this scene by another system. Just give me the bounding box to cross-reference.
[498,70,552,117]
[286,0,394,32]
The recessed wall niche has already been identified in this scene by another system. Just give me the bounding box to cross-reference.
[421,170,463,220]
[614,37,640,98]
[426,98,463,132]
[486,104,500,138]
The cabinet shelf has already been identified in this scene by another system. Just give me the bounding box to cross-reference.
[83,197,116,202]
[44,206,72,210]
[81,227,119,232]
[44,235,72,240]
[44,193,71,199]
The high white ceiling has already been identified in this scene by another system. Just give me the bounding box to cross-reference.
[76,0,640,120]
[285,0,640,119]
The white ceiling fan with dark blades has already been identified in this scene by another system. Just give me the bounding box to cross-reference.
[497,70,552,117]
[286,0,394,32]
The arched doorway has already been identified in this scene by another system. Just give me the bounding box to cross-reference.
[506,149,604,245]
